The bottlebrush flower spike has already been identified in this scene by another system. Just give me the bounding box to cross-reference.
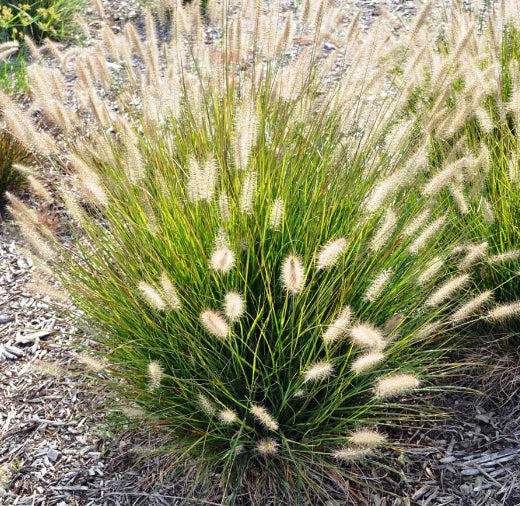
[425,274,470,307]
[200,310,230,339]
[224,292,245,322]
[350,324,384,349]
[269,198,284,230]
[197,393,216,416]
[348,430,387,447]
[303,361,334,383]
[147,361,163,391]
[364,268,393,302]
[218,408,238,424]
[256,438,278,456]
[333,447,373,461]
[323,306,351,344]
[316,238,347,269]
[138,281,166,310]
[160,272,181,310]
[251,405,279,431]
[487,300,520,321]
[374,373,420,398]
[351,352,385,374]
[281,254,305,294]
[209,246,235,273]
[450,291,493,323]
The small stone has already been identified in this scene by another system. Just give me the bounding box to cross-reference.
[46,448,59,462]
[0,314,13,324]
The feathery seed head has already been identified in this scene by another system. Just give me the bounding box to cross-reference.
[160,272,181,310]
[223,292,245,322]
[348,430,387,448]
[209,246,235,273]
[487,300,520,321]
[138,281,167,310]
[489,249,520,264]
[350,324,384,349]
[75,352,104,372]
[239,171,257,214]
[269,198,285,230]
[197,393,216,416]
[303,361,334,383]
[458,242,488,270]
[450,291,493,323]
[364,268,393,302]
[374,373,420,398]
[251,404,279,431]
[256,438,278,456]
[121,406,146,418]
[409,216,446,255]
[323,306,351,344]
[316,238,347,269]
[425,274,470,307]
[200,310,230,339]
[333,446,373,461]
[281,254,305,294]
[147,361,163,391]
[351,352,385,374]
[218,408,238,424]
[418,257,444,285]
[371,210,397,251]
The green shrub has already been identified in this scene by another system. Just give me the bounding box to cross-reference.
[0,0,86,42]
[4,4,506,502]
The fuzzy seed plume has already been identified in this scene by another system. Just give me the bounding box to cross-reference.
[481,197,495,224]
[458,242,488,270]
[423,157,470,196]
[418,257,444,285]
[316,238,347,269]
[75,352,104,372]
[333,447,373,461]
[348,430,387,448]
[121,406,146,418]
[251,405,279,431]
[240,171,257,214]
[351,352,385,374]
[200,310,230,339]
[218,192,231,222]
[218,408,238,424]
[403,208,431,237]
[449,185,469,214]
[303,361,334,383]
[487,300,520,321]
[147,361,163,391]
[269,198,285,230]
[416,321,442,339]
[281,254,305,294]
[323,306,351,344]
[209,246,235,273]
[409,216,446,255]
[364,268,392,302]
[350,324,384,349]
[197,393,216,416]
[489,249,520,264]
[160,272,181,309]
[450,291,493,323]
[371,209,397,251]
[187,156,218,202]
[256,438,278,456]
[425,274,470,307]
[138,281,166,310]
[374,373,420,399]
[223,292,245,322]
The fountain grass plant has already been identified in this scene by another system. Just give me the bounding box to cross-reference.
[2,0,517,502]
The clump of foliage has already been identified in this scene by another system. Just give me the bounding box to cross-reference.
[0,0,86,42]
[0,129,32,204]
[3,2,511,502]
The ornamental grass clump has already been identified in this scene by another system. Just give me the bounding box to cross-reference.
[3,0,510,502]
